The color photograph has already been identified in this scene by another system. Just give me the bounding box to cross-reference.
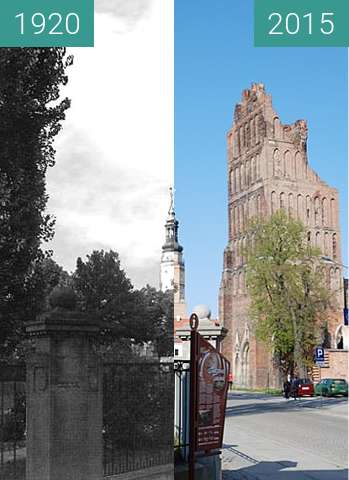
[174,1,348,479]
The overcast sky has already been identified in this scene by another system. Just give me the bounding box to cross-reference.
[46,0,173,288]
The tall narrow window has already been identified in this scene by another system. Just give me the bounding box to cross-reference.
[271,191,277,214]
[315,231,320,248]
[230,170,234,194]
[284,150,291,177]
[295,152,302,179]
[251,157,255,183]
[322,198,328,226]
[250,119,254,146]
[240,126,244,149]
[241,164,245,189]
[330,198,336,227]
[246,159,250,186]
[280,192,285,210]
[306,196,311,225]
[273,149,280,176]
[288,193,294,217]
[273,117,280,137]
[236,167,240,193]
[240,204,244,232]
[332,233,337,259]
[314,197,320,225]
[297,194,303,221]
[255,115,259,144]
[324,232,329,255]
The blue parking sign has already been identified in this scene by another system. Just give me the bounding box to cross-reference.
[315,347,325,362]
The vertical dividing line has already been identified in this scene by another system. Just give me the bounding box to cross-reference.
[185,366,189,458]
[13,382,17,476]
[178,365,182,450]
[189,330,198,480]
[0,381,4,469]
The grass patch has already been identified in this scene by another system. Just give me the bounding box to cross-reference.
[230,386,283,395]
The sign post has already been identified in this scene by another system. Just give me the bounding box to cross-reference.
[188,313,230,480]
[314,346,325,406]
[314,346,325,363]
[189,313,199,480]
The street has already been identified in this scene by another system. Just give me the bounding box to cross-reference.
[222,391,348,480]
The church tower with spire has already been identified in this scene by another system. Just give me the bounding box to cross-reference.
[160,188,186,319]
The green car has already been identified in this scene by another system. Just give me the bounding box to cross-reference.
[315,378,348,397]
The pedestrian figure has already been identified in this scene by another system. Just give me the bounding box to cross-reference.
[283,379,291,399]
[291,376,299,400]
[228,372,233,391]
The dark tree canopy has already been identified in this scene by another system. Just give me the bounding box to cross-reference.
[73,250,134,327]
[0,48,72,356]
[136,286,173,357]
[73,250,173,357]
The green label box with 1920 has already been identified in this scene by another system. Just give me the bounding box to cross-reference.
[0,0,94,47]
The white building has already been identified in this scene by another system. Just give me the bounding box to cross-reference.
[160,188,186,319]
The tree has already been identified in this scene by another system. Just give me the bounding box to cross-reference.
[73,250,135,339]
[73,250,173,356]
[137,286,173,357]
[0,48,72,356]
[25,257,71,317]
[245,210,330,378]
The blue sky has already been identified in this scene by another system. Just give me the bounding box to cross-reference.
[175,0,348,317]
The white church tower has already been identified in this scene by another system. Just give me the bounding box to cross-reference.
[160,188,186,319]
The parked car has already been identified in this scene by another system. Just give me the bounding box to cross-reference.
[314,378,348,397]
[290,378,314,397]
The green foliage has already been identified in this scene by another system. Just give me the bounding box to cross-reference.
[245,210,330,377]
[0,48,72,357]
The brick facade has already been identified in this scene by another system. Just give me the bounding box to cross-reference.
[325,350,348,380]
[219,83,344,388]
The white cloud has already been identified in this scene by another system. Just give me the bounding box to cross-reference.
[46,1,174,288]
[95,0,152,26]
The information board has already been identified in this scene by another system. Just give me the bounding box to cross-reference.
[196,336,230,451]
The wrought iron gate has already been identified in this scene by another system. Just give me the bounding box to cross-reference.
[103,359,173,476]
[0,363,26,480]
[174,360,190,463]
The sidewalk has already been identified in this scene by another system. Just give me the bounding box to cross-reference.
[222,392,348,480]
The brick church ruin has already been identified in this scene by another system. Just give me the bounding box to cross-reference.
[219,83,345,388]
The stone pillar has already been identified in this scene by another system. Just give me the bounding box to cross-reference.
[26,289,102,480]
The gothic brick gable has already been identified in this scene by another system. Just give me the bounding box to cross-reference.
[219,83,343,388]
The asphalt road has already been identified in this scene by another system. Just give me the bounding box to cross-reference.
[222,391,348,480]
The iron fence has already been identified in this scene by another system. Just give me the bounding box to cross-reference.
[103,360,173,476]
[174,360,190,464]
[0,364,26,480]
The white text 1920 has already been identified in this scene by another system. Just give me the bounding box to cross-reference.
[15,12,80,36]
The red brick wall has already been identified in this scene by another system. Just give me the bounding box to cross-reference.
[322,349,349,381]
